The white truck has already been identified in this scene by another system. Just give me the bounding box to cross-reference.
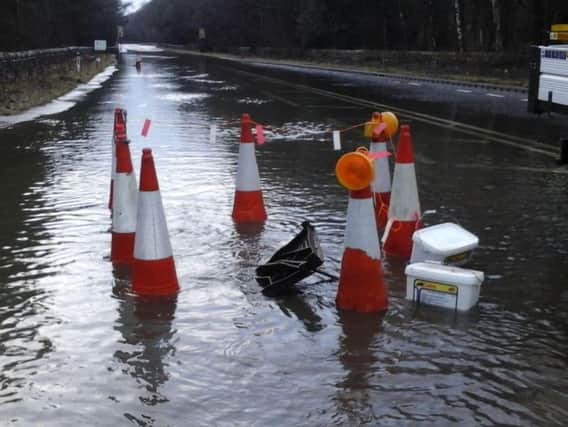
[528,24,568,115]
[528,24,568,163]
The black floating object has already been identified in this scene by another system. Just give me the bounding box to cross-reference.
[256,221,324,297]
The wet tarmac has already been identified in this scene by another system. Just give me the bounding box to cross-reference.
[0,46,567,426]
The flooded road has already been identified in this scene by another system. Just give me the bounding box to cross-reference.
[0,48,567,426]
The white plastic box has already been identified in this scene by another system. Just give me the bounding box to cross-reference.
[405,262,484,311]
[410,223,478,266]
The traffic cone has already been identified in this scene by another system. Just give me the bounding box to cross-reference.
[132,148,179,296]
[232,113,267,223]
[335,149,388,312]
[336,186,388,312]
[110,134,137,266]
[370,122,392,231]
[382,125,421,258]
[109,108,127,211]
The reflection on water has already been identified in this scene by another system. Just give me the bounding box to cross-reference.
[334,311,385,425]
[0,125,56,408]
[0,49,566,426]
[275,294,324,333]
[113,284,177,409]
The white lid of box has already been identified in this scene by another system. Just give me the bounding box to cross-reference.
[412,223,479,255]
[405,262,484,286]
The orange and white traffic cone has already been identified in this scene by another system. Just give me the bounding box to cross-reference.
[364,111,398,231]
[370,127,391,231]
[110,134,137,266]
[110,108,127,211]
[335,149,388,312]
[132,148,179,296]
[232,113,267,223]
[369,115,395,232]
[382,124,421,258]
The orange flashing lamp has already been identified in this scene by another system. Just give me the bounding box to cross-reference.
[335,147,375,190]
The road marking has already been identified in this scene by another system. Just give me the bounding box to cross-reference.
[455,163,568,175]
[261,90,299,107]
[447,138,490,144]
[229,68,559,158]
[521,98,528,102]
[271,90,304,94]
[409,82,422,86]
[304,105,364,109]
[456,89,472,93]
[487,93,505,98]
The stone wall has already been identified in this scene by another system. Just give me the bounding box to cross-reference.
[0,48,116,115]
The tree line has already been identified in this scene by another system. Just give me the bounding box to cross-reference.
[1,1,567,53]
[126,0,568,52]
[0,0,125,52]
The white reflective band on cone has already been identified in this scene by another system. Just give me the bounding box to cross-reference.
[134,191,173,260]
[344,197,381,260]
[111,140,116,180]
[388,163,420,220]
[236,143,261,191]
[112,173,137,233]
[370,141,391,193]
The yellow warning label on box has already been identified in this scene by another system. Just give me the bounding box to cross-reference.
[414,280,458,294]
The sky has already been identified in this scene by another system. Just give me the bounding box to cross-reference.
[124,0,150,14]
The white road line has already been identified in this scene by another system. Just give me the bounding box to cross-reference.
[456,89,472,93]
[262,90,299,107]
[304,105,363,109]
[487,93,505,98]
[521,98,528,102]
[408,82,422,86]
[456,163,568,175]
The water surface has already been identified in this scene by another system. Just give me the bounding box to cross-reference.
[0,49,566,426]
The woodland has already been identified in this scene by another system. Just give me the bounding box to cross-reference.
[125,0,568,52]
[1,1,568,53]
[0,0,125,51]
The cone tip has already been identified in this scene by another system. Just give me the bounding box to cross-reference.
[140,148,159,191]
[396,125,414,163]
[240,114,254,143]
[372,125,387,142]
[114,108,125,123]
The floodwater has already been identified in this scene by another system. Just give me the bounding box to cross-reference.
[0,48,567,426]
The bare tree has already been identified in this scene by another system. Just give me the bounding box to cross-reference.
[454,0,464,52]
[490,0,504,51]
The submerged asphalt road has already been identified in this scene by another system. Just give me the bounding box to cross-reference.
[220,56,568,153]
[0,46,566,426]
